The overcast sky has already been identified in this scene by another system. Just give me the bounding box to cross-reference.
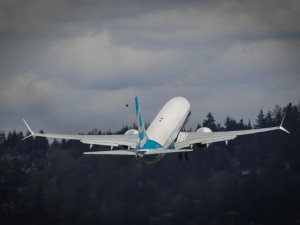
[0,0,299,134]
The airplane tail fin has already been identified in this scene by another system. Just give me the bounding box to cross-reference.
[135,96,148,148]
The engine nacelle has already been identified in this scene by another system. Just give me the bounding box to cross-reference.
[196,127,212,133]
[121,129,138,149]
[196,127,212,148]
[124,129,138,135]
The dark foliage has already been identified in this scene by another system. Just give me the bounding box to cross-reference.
[1,102,300,225]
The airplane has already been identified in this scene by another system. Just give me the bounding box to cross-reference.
[23,96,289,164]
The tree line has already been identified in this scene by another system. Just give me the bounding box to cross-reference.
[0,102,300,225]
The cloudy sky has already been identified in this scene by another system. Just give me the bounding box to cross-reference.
[0,0,299,134]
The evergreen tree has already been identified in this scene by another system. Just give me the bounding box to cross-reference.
[215,123,222,131]
[22,131,35,154]
[255,109,266,128]
[116,125,129,134]
[50,138,61,150]
[196,123,202,131]
[273,104,282,124]
[61,139,70,150]
[88,128,99,135]
[224,116,238,131]
[247,119,252,129]
[32,130,49,158]
[284,103,300,133]
[265,111,274,126]
[5,130,23,149]
[238,119,246,130]
[202,112,217,131]
[0,131,5,145]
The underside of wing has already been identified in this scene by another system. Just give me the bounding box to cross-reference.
[175,126,288,149]
[80,135,138,148]
[84,150,137,155]
[22,119,138,148]
[34,133,138,148]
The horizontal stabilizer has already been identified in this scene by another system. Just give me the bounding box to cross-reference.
[143,149,193,155]
[83,148,193,156]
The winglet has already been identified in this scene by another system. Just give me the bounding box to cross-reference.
[279,112,290,134]
[22,119,35,140]
[279,126,290,134]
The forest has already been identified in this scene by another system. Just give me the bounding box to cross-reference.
[1,102,300,225]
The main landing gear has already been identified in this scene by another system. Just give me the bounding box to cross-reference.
[179,152,189,161]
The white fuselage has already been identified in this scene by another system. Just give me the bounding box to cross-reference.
[147,97,191,147]
[136,97,191,164]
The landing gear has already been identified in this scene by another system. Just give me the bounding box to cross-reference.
[179,152,189,161]
[184,152,189,161]
[179,152,182,161]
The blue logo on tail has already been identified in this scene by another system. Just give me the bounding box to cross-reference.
[135,96,163,150]
[135,96,148,148]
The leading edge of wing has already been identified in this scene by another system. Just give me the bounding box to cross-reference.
[22,119,138,148]
[84,148,193,155]
[175,125,289,149]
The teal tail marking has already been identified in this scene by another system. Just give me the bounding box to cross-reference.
[135,96,148,148]
[134,96,163,150]
[142,139,162,149]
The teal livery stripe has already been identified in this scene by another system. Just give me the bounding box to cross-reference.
[135,96,148,147]
[141,139,163,149]
[135,96,162,150]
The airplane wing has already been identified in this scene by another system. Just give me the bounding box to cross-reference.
[175,125,289,149]
[84,150,138,155]
[22,119,138,148]
[22,119,194,155]
[83,148,193,155]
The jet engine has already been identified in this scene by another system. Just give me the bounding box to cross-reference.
[196,127,212,148]
[124,129,138,135]
[120,129,138,149]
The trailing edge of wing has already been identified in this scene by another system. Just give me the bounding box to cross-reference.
[175,125,289,149]
[81,137,137,148]
[84,150,137,155]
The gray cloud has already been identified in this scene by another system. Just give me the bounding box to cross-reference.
[0,0,299,133]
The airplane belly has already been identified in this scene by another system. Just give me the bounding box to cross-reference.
[146,97,191,148]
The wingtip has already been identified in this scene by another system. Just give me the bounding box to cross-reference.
[279,126,290,134]
[22,118,34,135]
[279,111,290,134]
[280,111,287,127]
[22,134,33,141]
